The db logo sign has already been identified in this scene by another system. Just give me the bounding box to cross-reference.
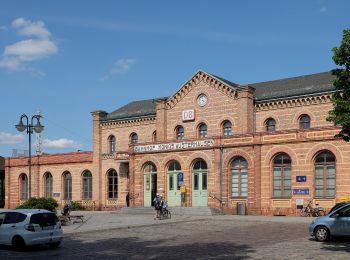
[182,109,196,121]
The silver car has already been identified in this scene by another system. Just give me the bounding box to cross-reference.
[309,202,350,242]
[0,209,63,249]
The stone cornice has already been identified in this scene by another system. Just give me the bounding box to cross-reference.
[166,70,241,109]
[255,93,332,111]
[101,116,156,128]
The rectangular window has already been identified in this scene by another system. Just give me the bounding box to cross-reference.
[273,167,282,197]
[194,173,199,190]
[315,166,324,197]
[241,170,248,197]
[231,171,239,197]
[202,173,207,190]
[169,174,174,190]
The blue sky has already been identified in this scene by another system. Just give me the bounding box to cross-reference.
[0,0,349,157]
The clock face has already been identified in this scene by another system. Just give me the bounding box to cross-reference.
[197,94,208,107]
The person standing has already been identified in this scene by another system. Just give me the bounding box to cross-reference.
[153,193,162,220]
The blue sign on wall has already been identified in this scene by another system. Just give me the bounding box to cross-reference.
[178,172,184,186]
[293,188,309,195]
[296,176,307,182]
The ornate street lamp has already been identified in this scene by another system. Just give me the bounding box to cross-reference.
[15,114,44,199]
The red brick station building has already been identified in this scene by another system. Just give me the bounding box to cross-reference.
[3,70,350,215]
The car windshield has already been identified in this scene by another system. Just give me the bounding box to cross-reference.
[30,213,58,227]
[328,203,348,214]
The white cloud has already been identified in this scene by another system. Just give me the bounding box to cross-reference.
[0,17,58,71]
[12,18,51,39]
[4,39,58,61]
[43,138,83,149]
[100,58,136,81]
[0,132,25,144]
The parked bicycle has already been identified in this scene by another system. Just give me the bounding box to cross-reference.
[300,200,325,217]
[160,201,171,219]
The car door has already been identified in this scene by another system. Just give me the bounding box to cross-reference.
[0,212,22,245]
[332,205,350,236]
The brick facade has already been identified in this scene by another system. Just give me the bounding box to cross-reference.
[4,70,350,215]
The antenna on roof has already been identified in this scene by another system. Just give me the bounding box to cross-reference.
[35,111,43,155]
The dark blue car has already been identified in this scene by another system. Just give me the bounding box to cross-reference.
[309,202,350,242]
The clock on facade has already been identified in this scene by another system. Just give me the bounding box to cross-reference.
[197,94,208,107]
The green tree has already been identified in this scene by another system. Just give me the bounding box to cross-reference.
[327,29,350,141]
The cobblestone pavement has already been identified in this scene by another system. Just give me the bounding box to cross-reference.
[1,215,350,259]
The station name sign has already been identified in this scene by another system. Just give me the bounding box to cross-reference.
[134,139,214,153]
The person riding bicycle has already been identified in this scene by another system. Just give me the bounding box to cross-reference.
[153,193,163,220]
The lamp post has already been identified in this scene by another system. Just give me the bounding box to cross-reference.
[15,114,44,199]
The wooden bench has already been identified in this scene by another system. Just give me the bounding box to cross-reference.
[58,214,85,225]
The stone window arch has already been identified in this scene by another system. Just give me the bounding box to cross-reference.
[198,123,207,138]
[63,171,72,200]
[108,135,116,153]
[130,133,138,144]
[175,126,184,140]
[222,120,232,136]
[299,114,311,129]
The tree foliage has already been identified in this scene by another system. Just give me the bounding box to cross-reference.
[327,29,350,141]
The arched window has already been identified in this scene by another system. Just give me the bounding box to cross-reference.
[108,135,116,153]
[299,115,311,129]
[193,160,207,170]
[231,157,248,197]
[198,123,207,138]
[273,154,291,198]
[144,163,157,173]
[167,160,181,192]
[130,133,138,144]
[266,118,276,132]
[63,171,72,200]
[19,174,28,200]
[315,151,335,198]
[82,171,93,200]
[152,131,157,142]
[107,169,118,199]
[44,172,53,198]
[176,126,184,140]
[223,121,232,136]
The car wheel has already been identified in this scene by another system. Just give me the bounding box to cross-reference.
[49,241,61,248]
[314,226,330,242]
[12,236,26,251]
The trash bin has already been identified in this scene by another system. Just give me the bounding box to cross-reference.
[237,202,246,215]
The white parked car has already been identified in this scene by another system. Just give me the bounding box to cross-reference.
[0,209,63,249]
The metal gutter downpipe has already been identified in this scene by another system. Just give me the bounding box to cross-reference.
[220,144,224,213]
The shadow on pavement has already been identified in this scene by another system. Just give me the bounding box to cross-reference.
[320,237,350,253]
[0,236,255,259]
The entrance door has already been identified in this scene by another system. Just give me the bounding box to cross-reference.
[167,173,181,206]
[144,173,157,207]
[192,160,208,207]
[166,160,182,207]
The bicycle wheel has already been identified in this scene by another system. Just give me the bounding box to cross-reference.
[167,210,171,219]
[317,209,325,216]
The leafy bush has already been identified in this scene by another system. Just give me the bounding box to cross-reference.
[69,201,85,211]
[16,197,58,212]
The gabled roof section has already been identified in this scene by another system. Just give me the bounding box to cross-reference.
[105,98,159,121]
[165,69,242,109]
[251,71,335,101]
